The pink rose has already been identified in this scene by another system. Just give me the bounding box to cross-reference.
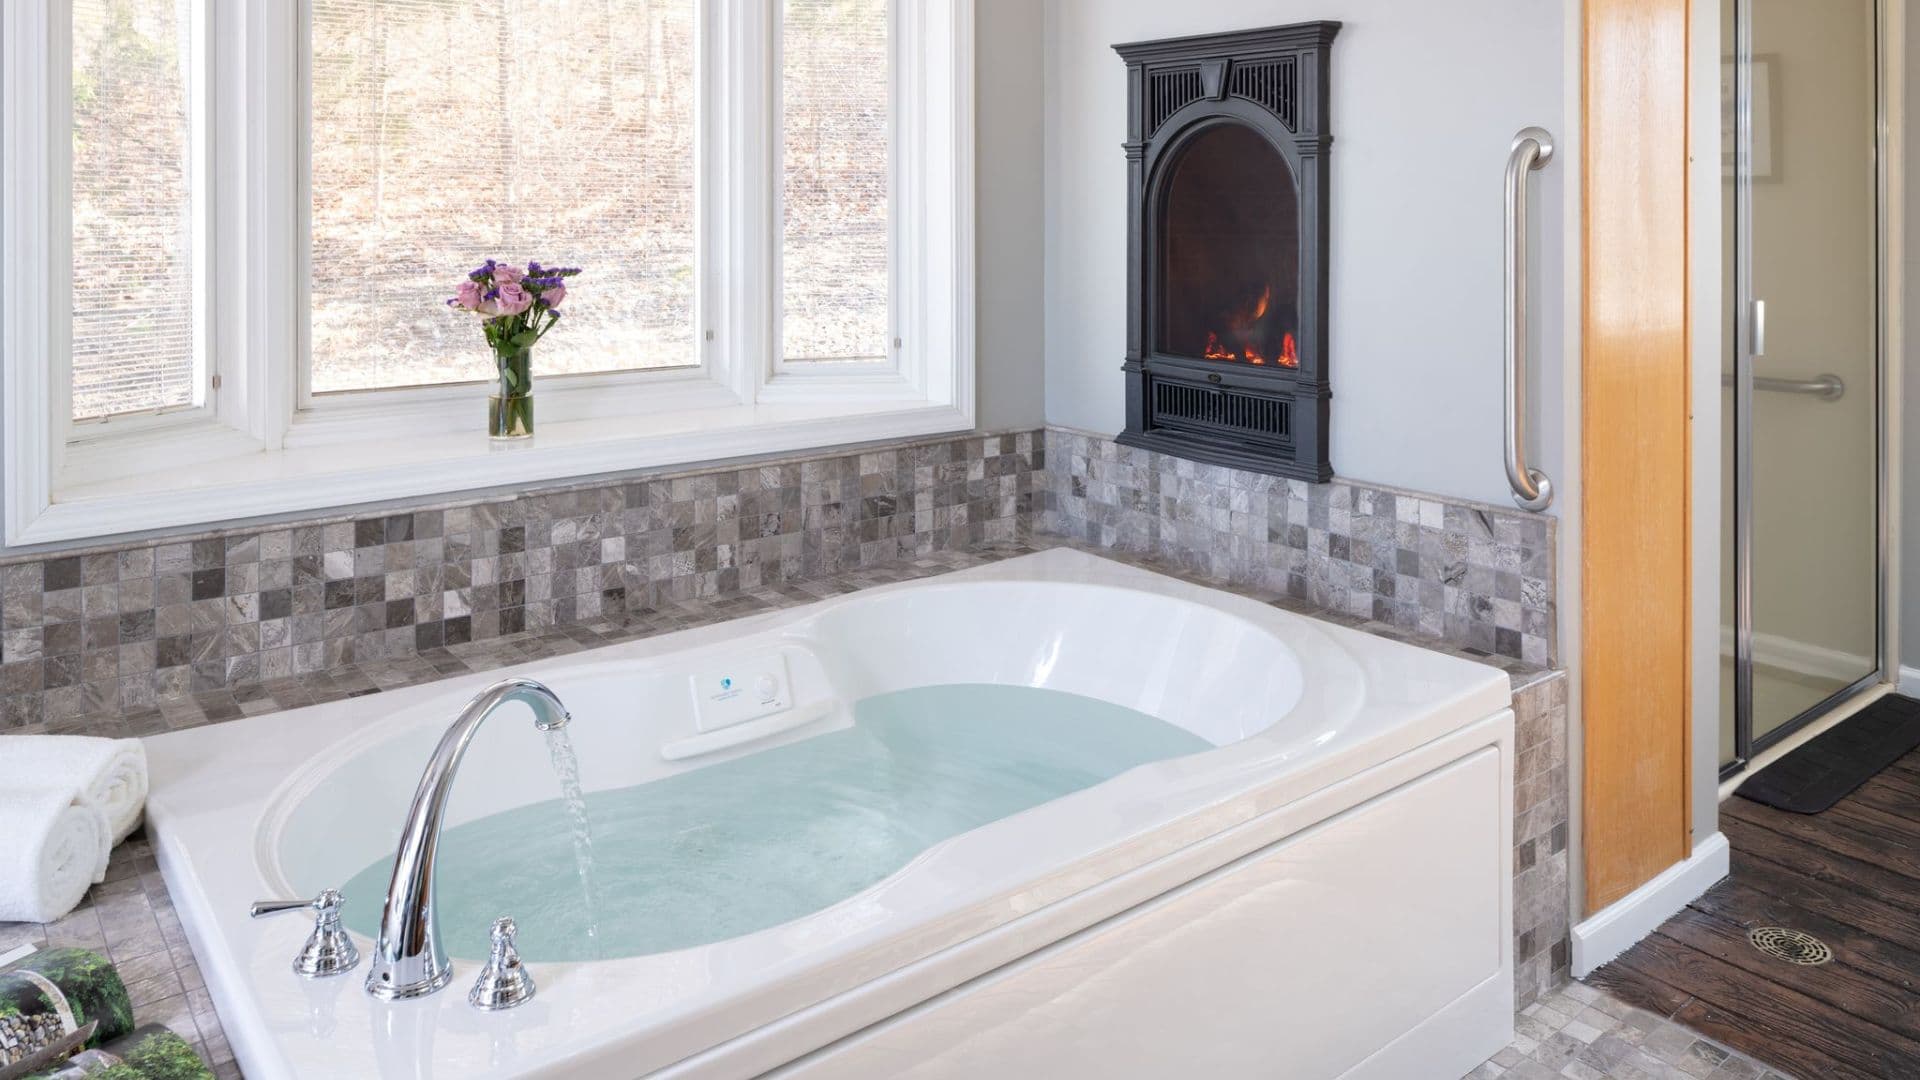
[495,280,534,315]
[540,282,565,308]
[454,280,484,311]
[492,263,523,285]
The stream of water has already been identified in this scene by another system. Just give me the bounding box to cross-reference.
[543,726,602,956]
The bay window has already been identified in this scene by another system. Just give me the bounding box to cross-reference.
[1,0,974,545]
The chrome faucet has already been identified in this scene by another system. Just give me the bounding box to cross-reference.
[365,676,571,1001]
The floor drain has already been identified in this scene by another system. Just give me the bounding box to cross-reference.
[1749,926,1833,965]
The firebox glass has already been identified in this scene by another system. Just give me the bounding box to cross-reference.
[1157,124,1300,369]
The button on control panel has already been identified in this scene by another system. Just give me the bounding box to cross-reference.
[689,652,794,732]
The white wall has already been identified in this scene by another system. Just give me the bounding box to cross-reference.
[975,0,1047,430]
[1041,0,1569,508]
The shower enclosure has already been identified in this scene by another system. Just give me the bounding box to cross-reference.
[1722,0,1890,773]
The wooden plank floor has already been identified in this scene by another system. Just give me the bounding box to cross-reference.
[1590,748,1920,1079]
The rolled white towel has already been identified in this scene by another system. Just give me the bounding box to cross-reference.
[0,736,147,844]
[0,788,109,923]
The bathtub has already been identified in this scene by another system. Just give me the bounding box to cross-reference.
[144,547,1515,1079]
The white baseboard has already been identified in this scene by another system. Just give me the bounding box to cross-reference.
[1901,666,1920,698]
[1571,833,1731,977]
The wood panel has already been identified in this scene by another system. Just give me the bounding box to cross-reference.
[1591,756,1920,1078]
[1580,0,1694,911]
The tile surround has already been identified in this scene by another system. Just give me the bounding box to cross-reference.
[1039,427,1557,666]
[1511,671,1571,1009]
[0,426,1558,735]
[0,431,1040,733]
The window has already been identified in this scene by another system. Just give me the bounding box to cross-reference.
[307,0,700,393]
[69,0,205,421]
[2,0,973,544]
[780,0,890,364]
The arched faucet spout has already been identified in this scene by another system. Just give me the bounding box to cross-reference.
[364,676,571,1000]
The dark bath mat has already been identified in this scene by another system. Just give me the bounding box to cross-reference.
[1736,693,1920,814]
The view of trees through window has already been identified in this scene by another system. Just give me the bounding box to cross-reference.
[782,0,890,363]
[71,0,201,422]
[308,0,700,393]
[67,0,897,414]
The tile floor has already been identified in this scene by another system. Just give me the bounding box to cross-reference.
[0,830,238,1078]
[1467,981,1795,1080]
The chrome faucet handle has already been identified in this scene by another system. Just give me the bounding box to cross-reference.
[250,887,360,978]
[468,916,537,1011]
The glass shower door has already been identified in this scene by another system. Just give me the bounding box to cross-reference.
[1722,0,1883,771]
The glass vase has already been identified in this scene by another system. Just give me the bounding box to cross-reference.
[489,344,534,441]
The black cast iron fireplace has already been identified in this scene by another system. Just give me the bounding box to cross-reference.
[1114,22,1339,481]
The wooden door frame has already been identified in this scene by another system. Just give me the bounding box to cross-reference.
[1580,0,1695,914]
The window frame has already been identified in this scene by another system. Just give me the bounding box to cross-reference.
[1,0,975,546]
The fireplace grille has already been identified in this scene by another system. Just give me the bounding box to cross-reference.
[1227,58,1296,130]
[1153,382,1291,441]
[1148,68,1205,135]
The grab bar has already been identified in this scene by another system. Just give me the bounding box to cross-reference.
[1504,127,1555,512]
[1721,371,1846,401]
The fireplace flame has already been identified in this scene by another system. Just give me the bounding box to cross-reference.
[1200,285,1299,368]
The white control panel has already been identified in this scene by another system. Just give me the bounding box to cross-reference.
[689,651,794,732]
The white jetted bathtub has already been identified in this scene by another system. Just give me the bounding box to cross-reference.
[145,547,1515,1079]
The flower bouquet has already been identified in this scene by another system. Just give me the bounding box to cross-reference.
[448,259,582,441]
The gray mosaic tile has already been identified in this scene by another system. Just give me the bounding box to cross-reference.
[1035,427,1557,665]
[1469,982,1797,1080]
[0,431,1044,735]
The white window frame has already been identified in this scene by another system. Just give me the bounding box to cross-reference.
[1,0,974,546]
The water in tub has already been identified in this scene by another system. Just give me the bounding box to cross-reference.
[338,684,1211,961]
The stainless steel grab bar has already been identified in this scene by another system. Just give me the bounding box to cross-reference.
[1504,127,1554,512]
[1720,371,1846,401]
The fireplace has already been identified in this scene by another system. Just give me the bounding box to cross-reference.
[1115,22,1339,481]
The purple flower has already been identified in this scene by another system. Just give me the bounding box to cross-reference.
[495,280,534,315]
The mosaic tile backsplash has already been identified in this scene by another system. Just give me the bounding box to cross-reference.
[0,425,1559,737]
[1038,428,1558,666]
[0,432,1038,732]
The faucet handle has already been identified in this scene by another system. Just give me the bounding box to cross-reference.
[468,916,537,1010]
[251,887,360,978]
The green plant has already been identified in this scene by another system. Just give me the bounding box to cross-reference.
[120,1027,214,1080]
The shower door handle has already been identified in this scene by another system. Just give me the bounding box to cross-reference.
[1504,126,1555,512]
[1750,299,1767,356]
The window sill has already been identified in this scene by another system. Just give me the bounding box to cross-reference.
[25,399,973,546]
